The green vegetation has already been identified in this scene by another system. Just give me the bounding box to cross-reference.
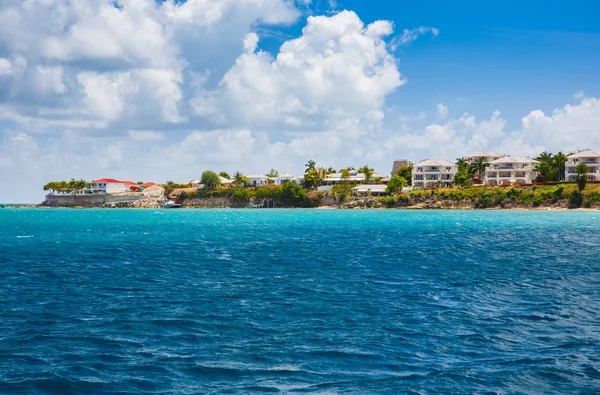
[567,163,590,208]
[378,182,600,210]
[534,151,569,181]
[358,165,374,184]
[395,164,413,185]
[232,171,250,186]
[165,182,190,195]
[43,179,90,192]
[219,171,231,179]
[575,163,588,192]
[267,169,279,178]
[178,182,319,207]
[453,157,487,186]
[386,175,408,194]
[201,170,221,188]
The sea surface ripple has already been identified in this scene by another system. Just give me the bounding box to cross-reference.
[1,209,599,394]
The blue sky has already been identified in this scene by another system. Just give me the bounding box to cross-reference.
[0,0,599,202]
[308,0,600,125]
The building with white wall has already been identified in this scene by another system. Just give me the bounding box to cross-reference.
[485,156,539,185]
[565,149,600,181]
[463,151,504,164]
[322,170,386,185]
[412,160,458,189]
[90,179,131,194]
[246,174,270,187]
[274,173,302,184]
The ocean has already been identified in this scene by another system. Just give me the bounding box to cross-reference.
[1,209,599,394]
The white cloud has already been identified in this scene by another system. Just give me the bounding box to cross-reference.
[193,10,403,133]
[436,103,449,118]
[37,66,67,94]
[390,26,439,50]
[520,97,600,150]
[243,32,260,53]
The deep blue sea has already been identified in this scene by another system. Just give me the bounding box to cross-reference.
[1,209,599,394]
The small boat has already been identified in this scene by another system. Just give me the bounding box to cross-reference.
[163,197,182,209]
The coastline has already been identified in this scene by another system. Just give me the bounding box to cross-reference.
[4,204,600,211]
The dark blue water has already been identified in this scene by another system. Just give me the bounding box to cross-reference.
[1,209,599,394]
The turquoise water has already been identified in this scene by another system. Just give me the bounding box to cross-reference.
[1,209,599,394]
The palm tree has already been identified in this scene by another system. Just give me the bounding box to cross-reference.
[469,157,489,179]
[534,151,555,181]
[358,165,374,184]
[553,152,568,181]
[233,171,247,186]
[304,168,321,190]
[305,160,316,173]
[456,158,468,172]
[267,168,279,178]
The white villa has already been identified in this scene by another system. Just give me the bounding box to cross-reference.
[484,156,539,185]
[274,173,302,184]
[246,174,270,187]
[91,178,132,194]
[565,149,600,181]
[351,184,389,197]
[463,151,504,164]
[322,170,386,186]
[220,176,234,185]
[412,160,458,189]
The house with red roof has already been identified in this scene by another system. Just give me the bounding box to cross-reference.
[91,179,134,194]
[90,179,157,194]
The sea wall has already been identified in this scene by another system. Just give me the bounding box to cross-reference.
[43,194,143,207]
[181,197,247,208]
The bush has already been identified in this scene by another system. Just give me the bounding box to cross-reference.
[232,187,252,202]
[584,191,600,208]
[569,190,583,208]
[377,196,396,206]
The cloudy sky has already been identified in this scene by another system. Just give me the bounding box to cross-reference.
[1,0,599,202]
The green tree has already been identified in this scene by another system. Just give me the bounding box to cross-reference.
[453,168,473,187]
[219,171,231,180]
[534,151,556,181]
[201,171,221,188]
[358,165,374,184]
[575,163,589,192]
[305,160,317,173]
[267,168,279,178]
[303,168,321,190]
[469,157,489,180]
[553,152,568,181]
[456,158,468,172]
[232,172,251,187]
[43,180,69,192]
[395,164,413,185]
[337,168,352,201]
[386,175,408,194]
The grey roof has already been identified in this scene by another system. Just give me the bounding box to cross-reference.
[414,159,457,167]
[463,151,504,158]
[567,149,600,158]
[489,156,540,164]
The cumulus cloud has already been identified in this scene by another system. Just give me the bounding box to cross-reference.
[520,97,600,149]
[192,10,403,132]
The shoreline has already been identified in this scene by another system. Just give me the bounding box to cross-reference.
[3,204,600,212]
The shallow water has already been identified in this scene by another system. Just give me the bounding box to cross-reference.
[1,209,599,394]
